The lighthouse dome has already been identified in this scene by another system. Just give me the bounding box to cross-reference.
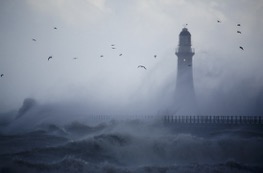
[179,28,191,36]
[178,28,192,46]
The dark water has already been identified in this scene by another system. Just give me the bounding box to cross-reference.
[0,119,263,173]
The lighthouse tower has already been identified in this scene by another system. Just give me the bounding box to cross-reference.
[175,28,196,114]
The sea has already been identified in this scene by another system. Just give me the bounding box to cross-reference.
[0,114,263,173]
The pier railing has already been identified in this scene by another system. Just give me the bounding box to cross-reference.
[163,115,263,125]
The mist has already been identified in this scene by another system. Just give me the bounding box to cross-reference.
[0,0,263,118]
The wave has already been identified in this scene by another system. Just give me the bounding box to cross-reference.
[1,120,263,173]
[1,157,263,173]
[2,130,263,164]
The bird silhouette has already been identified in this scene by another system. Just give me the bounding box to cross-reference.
[217,20,221,23]
[54,27,57,30]
[100,55,104,57]
[111,44,115,46]
[239,46,244,50]
[0,74,3,77]
[138,65,146,70]
[237,24,241,26]
[112,47,116,49]
[73,57,77,60]
[119,54,122,56]
[32,39,36,41]
[48,56,52,61]
[237,31,242,34]
[154,55,157,58]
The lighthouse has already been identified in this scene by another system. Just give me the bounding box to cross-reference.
[175,28,196,114]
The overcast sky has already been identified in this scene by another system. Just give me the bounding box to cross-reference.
[0,0,263,115]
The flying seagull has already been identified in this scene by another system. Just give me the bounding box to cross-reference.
[237,31,242,34]
[54,27,57,30]
[217,20,221,23]
[32,39,36,41]
[100,55,104,58]
[73,57,77,60]
[48,56,52,61]
[237,24,241,26]
[112,47,116,49]
[239,46,244,50]
[119,54,122,56]
[138,65,146,70]
[0,74,3,77]
[154,55,157,58]
[111,44,115,46]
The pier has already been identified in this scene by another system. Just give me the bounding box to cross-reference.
[163,115,263,125]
